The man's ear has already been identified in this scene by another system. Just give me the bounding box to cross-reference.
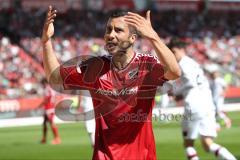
[129,33,137,44]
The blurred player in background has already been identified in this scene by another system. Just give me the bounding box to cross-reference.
[78,90,95,147]
[167,38,236,160]
[38,79,61,145]
[209,69,232,130]
[41,5,181,159]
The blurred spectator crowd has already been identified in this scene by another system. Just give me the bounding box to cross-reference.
[0,8,240,99]
[1,8,240,38]
[0,37,44,99]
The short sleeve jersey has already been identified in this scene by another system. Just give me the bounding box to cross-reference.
[60,52,167,160]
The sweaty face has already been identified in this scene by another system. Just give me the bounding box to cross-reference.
[104,17,134,55]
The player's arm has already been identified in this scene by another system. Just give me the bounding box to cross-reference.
[37,97,48,109]
[172,81,191,96]
[41,6,62,85]
[221,79,228,97]
[124,11,181,80]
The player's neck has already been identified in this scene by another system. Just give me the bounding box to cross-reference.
[112,49,135,70]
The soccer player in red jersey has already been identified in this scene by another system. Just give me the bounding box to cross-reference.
[41,6,181,159]
[38,79,61,145]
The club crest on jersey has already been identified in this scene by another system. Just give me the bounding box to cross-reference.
[127,68,138,80]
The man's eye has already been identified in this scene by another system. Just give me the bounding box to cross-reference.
[115,28,122,33]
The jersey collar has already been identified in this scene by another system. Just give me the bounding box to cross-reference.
[111,52,136,72]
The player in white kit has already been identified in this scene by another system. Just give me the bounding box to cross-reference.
[78,90,95,146]
[167,38,236,160]
[209,70,232,129]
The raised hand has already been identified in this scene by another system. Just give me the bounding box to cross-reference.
[124,10,156,39]
[42,6,57,43]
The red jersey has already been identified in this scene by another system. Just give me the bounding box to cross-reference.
[43,85,55,110]
[60,52,167,160]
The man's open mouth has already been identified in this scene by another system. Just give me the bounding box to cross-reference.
[106,42,118,50]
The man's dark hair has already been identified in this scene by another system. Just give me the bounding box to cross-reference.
[108,10,137,35]
[109,10,128,18]
[167,37,188,50]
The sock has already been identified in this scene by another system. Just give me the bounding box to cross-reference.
[186,147,199,160]
[209,143,236,160]
[42,124,47,140]
[51,124,59,138]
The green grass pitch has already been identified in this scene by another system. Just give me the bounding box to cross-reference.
[0,112,239,160]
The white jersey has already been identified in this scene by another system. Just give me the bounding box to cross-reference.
[173,56,215,116]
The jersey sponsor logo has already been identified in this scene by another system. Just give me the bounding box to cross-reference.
[96,86,138,96]
[136,53,160,63]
